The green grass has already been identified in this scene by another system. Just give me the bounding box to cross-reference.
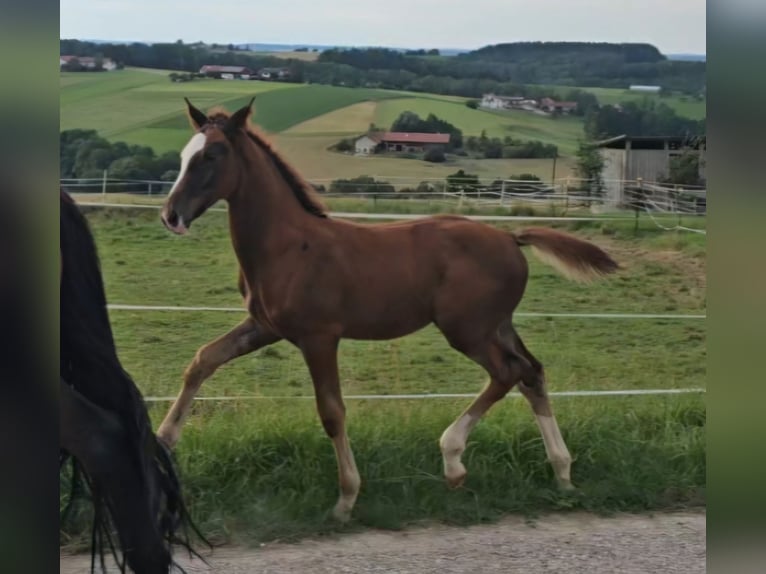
[60,69,297,136]
[62,397,705,545]
[374,98,585,155]
[60,207,705,547]
[60,67,588,180]
[530,84,706,120]
[147,85,402,135]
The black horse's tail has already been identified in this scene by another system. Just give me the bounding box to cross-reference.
[59,191,207,570]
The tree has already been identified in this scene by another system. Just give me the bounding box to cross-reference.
[483,139,504,159]
[446,169,480,193]
[666,150,703,186]
[574,140,605,195]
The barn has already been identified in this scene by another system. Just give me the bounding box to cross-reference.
[354,132,450,155]
[596,134,706,208]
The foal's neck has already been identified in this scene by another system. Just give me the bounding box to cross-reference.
[226,137,315,269]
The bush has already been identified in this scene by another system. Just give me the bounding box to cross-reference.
[446,169,480,193]
[508,173,541,181]
[332,138,355,153]
[329,176,394,194]
[423,146,446,163]
[465,100,479,109]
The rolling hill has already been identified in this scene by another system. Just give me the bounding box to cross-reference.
[60,68,590,180]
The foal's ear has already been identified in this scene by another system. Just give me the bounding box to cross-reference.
[224,97,255,135]
[185,97,208,130]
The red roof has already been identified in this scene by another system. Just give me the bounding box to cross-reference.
[199,65,252,74]
[381,132,450,144]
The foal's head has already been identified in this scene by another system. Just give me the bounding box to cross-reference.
[161,98,254,235]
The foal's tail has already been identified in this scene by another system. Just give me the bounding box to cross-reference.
[511,227,619,283]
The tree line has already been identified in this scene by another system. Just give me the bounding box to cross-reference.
[584,100,705,140]
[60,40,705,96]
[61,130,179,181]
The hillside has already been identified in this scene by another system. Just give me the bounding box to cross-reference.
[61,39,707,99]
[60,68,588,180]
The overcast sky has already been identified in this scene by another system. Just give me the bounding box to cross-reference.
[60,0,706,54]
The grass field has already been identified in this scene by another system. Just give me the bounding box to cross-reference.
[252,50,320,61]
[531,84,706,120]
[61,205,706,546]
[61,68,584,180]
[374,99,585,156]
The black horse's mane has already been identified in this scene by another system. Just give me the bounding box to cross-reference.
[60,190,206,572]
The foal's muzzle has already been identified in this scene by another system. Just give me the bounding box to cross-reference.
[160,208,188,235]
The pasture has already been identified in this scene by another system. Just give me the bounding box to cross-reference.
[60,68,579,180]
[531,84,706,120]
[61,205,706,546]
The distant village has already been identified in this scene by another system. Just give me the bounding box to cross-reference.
[59,57,292,82]
[480,84,660,117]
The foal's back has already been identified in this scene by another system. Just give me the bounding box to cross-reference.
[283,214,528,340]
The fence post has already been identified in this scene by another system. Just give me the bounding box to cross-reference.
[101,170,107,196]
[634,177,643,234]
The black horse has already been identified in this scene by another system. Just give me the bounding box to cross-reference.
[60,190,205,573]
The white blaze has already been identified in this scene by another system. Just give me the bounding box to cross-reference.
[168,132,207,198]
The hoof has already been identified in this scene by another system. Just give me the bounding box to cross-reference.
[332,503,353,523]
[558,479,576,492]
[445,465,467,489]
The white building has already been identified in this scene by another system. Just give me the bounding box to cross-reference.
[480,94,525,110]
[60,56,118,71]
[629,85,661,93]
[354,134,382,155]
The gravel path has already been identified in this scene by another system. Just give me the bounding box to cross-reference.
[60,510,705,573]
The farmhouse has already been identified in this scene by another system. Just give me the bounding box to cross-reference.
[60,55,118,71]
[480,94,525,110]
[354,132,451,155]
[539,98,578,114]
[199,65,254,79]
[597,134,706,208]
[258,67,290,80]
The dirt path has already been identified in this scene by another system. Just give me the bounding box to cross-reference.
[60,510,705,573]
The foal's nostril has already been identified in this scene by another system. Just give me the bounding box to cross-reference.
[165,210,179,227]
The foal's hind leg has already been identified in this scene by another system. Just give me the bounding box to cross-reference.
[500,323,574,490]
[157,316,280,448]
[439,318,573,489]
[438,337,526,488]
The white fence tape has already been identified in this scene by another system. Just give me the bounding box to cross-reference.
[143,388,705,403]
[78,201,645,223]
[107,303,706,320]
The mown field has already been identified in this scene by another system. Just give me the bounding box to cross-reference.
[61,205,706,547]
[60,68,579,180]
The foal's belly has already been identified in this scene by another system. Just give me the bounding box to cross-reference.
[340,307,433,341]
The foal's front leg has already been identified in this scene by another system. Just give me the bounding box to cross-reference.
[157,316,280,448]
[300,336,361,522]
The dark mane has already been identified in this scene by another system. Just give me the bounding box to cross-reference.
[60,190,204,571]
[207,109,328,218]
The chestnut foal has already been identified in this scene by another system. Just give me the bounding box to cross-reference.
[157,99,618,521]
